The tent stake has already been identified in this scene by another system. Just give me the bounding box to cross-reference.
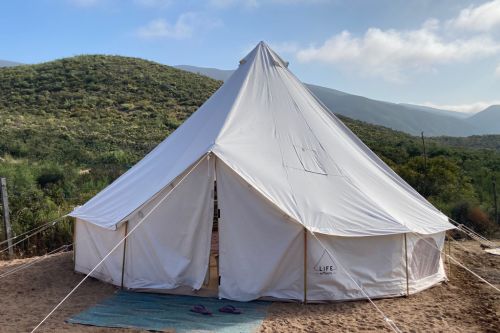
[303,227,307,304]
[121,221,129,289]
[404,234,409,297]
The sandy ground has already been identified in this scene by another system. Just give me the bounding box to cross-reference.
[0,241,498,333]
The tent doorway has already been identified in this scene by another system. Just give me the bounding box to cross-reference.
[203,180,220,294]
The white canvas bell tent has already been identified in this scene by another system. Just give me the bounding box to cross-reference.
[70,42,454,302]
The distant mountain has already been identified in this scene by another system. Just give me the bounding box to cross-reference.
[0,60,22,67]
[171,64,500,137]
[306,84,480,136]
[465,105,500,135]
[399,103,471,119]
[175,65,233,81]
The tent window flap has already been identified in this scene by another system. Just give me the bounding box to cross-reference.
[292,145,327,175]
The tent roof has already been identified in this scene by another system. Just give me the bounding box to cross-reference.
[70,42,453,236]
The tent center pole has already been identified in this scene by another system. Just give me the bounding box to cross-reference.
[121,221,129,289]
[404,233,409,297]
[303,227,307,304]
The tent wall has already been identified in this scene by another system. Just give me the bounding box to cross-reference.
[217,161,304,301]
[306,232,446,301]
[74,218,125,285]
[122,156,215,290]
[306,233,406,301]
[75,156,215,291]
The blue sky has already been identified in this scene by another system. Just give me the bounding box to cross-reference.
[1,0,500,113]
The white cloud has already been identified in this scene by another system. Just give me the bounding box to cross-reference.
[134,0,172,8]
[137,13,222,40]
[447,0,500,32]
[420,101,500,114]
[496,62,500,77]
[296,19,500,81]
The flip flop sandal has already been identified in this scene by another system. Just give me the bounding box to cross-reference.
[219,305,242,314]
[190,304,212,316]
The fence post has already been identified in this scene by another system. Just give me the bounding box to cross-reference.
[0,177,14,258]
[493,177,498,225]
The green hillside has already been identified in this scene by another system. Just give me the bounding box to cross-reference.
[0,55,220,165]
[0,55,498,256]
[432,135,500,152]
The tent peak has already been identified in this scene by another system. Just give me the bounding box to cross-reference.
[239,41,289,68]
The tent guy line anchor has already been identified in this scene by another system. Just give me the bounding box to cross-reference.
[448,218,496,249]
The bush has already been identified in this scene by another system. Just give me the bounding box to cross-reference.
[451,201,498,237]
[37,164,65,188]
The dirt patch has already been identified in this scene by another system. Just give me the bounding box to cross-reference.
[0,241,498,332]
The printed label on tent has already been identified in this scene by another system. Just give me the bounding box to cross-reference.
[313,249,337,275]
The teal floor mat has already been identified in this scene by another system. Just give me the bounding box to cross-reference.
[67,290,270,332]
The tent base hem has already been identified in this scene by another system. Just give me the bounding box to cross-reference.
[74,266,447,303]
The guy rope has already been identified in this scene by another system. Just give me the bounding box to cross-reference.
[30,154,208,332]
